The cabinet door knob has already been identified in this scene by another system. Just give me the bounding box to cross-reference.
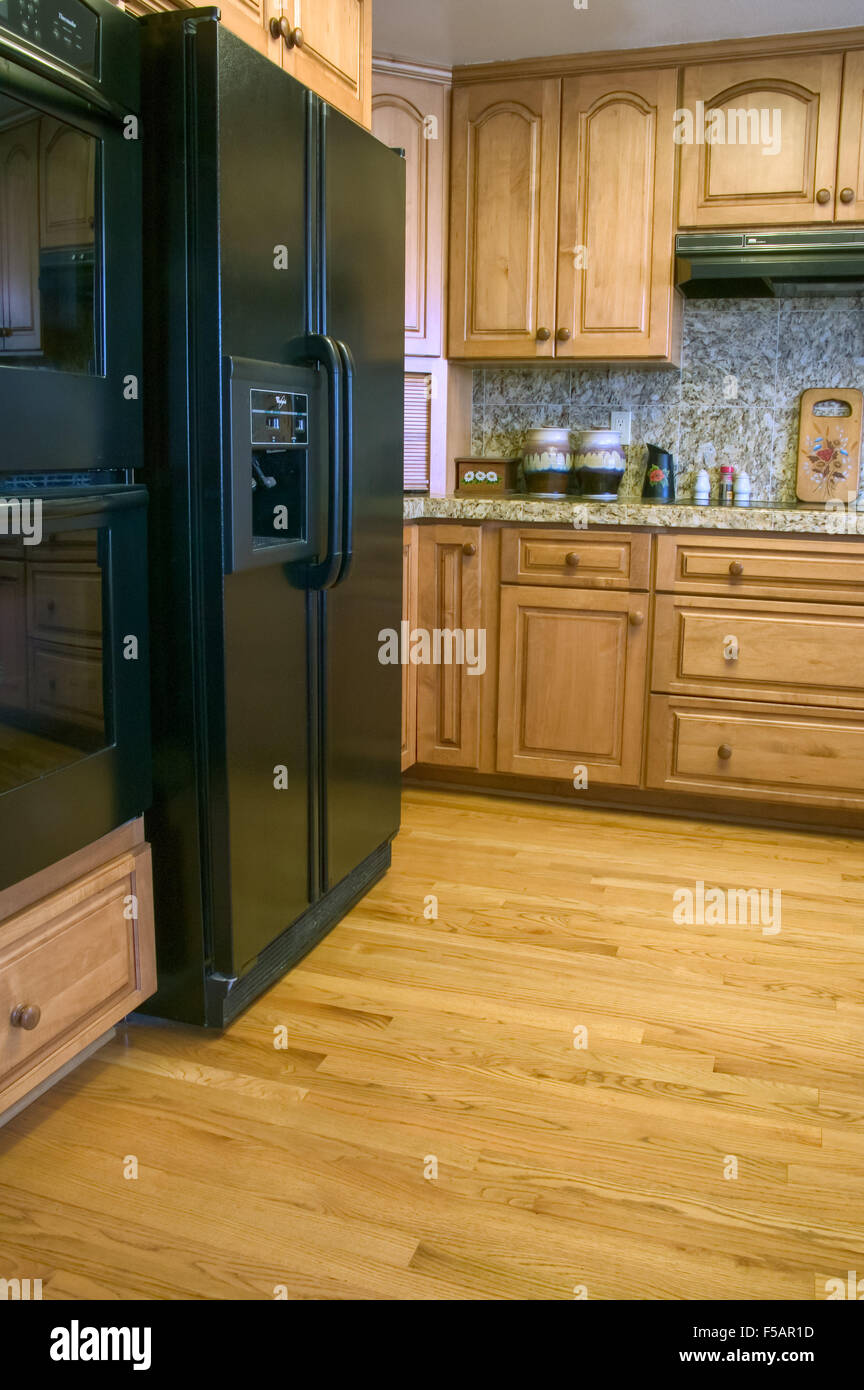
[462,542,477,557]
[629,610,644,627]
[556,327,571,341]
[536,327,551,342]
[840,187,855,204]
[11,1003,41,1030]
[717,744,733,761]
[816,188,831,204]
[728,560,744,576]
[565,551,581,567]
[270,17,304,47]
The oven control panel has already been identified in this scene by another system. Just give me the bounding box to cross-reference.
[0,0,99,76]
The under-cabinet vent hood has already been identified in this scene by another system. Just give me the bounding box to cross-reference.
[675,230,864,298]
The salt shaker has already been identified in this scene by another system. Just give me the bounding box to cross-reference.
[734,470,751,507]
[693,468,711,505]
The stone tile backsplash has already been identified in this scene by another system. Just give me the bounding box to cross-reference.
[469,296,864,503]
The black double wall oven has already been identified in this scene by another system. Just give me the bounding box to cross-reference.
[0,0,150,892]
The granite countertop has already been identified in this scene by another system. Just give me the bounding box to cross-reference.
[403,494,861,535]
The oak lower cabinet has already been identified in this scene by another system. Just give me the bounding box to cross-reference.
[0,820,156,1119]
[416,524,484,768]
[646,695,864,811]
[402,525,419,770]
[496,585,648,784]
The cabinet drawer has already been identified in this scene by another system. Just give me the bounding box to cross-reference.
[27,563,102,646]
[501,529,651,588]
[646,695,864,810]
[30,643,104,729]
[655,533,864,603]
[0,846,155,1103]
[653,595,864,709]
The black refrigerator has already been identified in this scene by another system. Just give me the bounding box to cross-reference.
[139,11,405,1026]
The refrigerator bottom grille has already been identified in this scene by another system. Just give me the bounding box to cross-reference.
[205,838,393,1027]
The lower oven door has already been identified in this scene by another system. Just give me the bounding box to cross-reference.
[0,485,151,890]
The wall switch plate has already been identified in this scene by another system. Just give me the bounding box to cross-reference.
[611,409,631,443]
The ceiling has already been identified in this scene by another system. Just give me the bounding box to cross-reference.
[372,0,864,67]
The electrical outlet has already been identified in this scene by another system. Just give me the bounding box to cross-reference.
[611,409,631,443]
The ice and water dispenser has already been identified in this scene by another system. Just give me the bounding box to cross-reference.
[223,356,323,574]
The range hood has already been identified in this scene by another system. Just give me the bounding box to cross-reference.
[675,230,864,298]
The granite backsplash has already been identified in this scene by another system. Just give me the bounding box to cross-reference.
[469,296,864,504]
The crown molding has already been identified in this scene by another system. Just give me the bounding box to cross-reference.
[452,25,864,84]
[373,53,453,85]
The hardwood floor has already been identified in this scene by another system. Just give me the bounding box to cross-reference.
[2,787,864,1300]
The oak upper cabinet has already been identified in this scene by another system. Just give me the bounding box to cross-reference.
[497,586,648,785]
[837,50,864,223]
[448,79,561,358]
[39,119,96,249]
[217,0,284,63]
[556,67,679,360]
[0,120,40,354]
[372,71,448,354]
[402,525,419,770]
[416,524,484,767]
[275,0,372,128]
[678,53,844,227]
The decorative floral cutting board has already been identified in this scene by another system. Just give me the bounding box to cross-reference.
[796,387,862,504]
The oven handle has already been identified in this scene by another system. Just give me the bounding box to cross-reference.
[0,35,130,126]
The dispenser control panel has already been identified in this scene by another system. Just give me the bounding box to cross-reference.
[250,390,308,447]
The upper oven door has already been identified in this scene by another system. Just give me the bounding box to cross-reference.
[0,1,141,471]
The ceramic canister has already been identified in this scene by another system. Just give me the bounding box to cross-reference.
[573,428,626,500]
[521,428,574,495]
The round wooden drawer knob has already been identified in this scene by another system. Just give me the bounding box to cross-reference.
[629,611,645,627]
[717,744,733,761]
[556,327,571,341]
[729,560,744,576]
[565,552,581,567]
[816,188,831,204]
[536,327,551,341]
[462,542,477,557]
[840,188,855,204]
[10,1003,41,1030]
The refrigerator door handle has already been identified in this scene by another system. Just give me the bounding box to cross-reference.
[332,340,355,587]
[286,333,344,590]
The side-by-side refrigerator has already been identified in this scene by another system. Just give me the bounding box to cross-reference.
[139,12,405,1025]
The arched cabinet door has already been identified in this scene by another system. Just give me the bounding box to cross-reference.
[448,79,560,359]
[372,74,448,356]
[678,53,843,227]
[556,69,679,361]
